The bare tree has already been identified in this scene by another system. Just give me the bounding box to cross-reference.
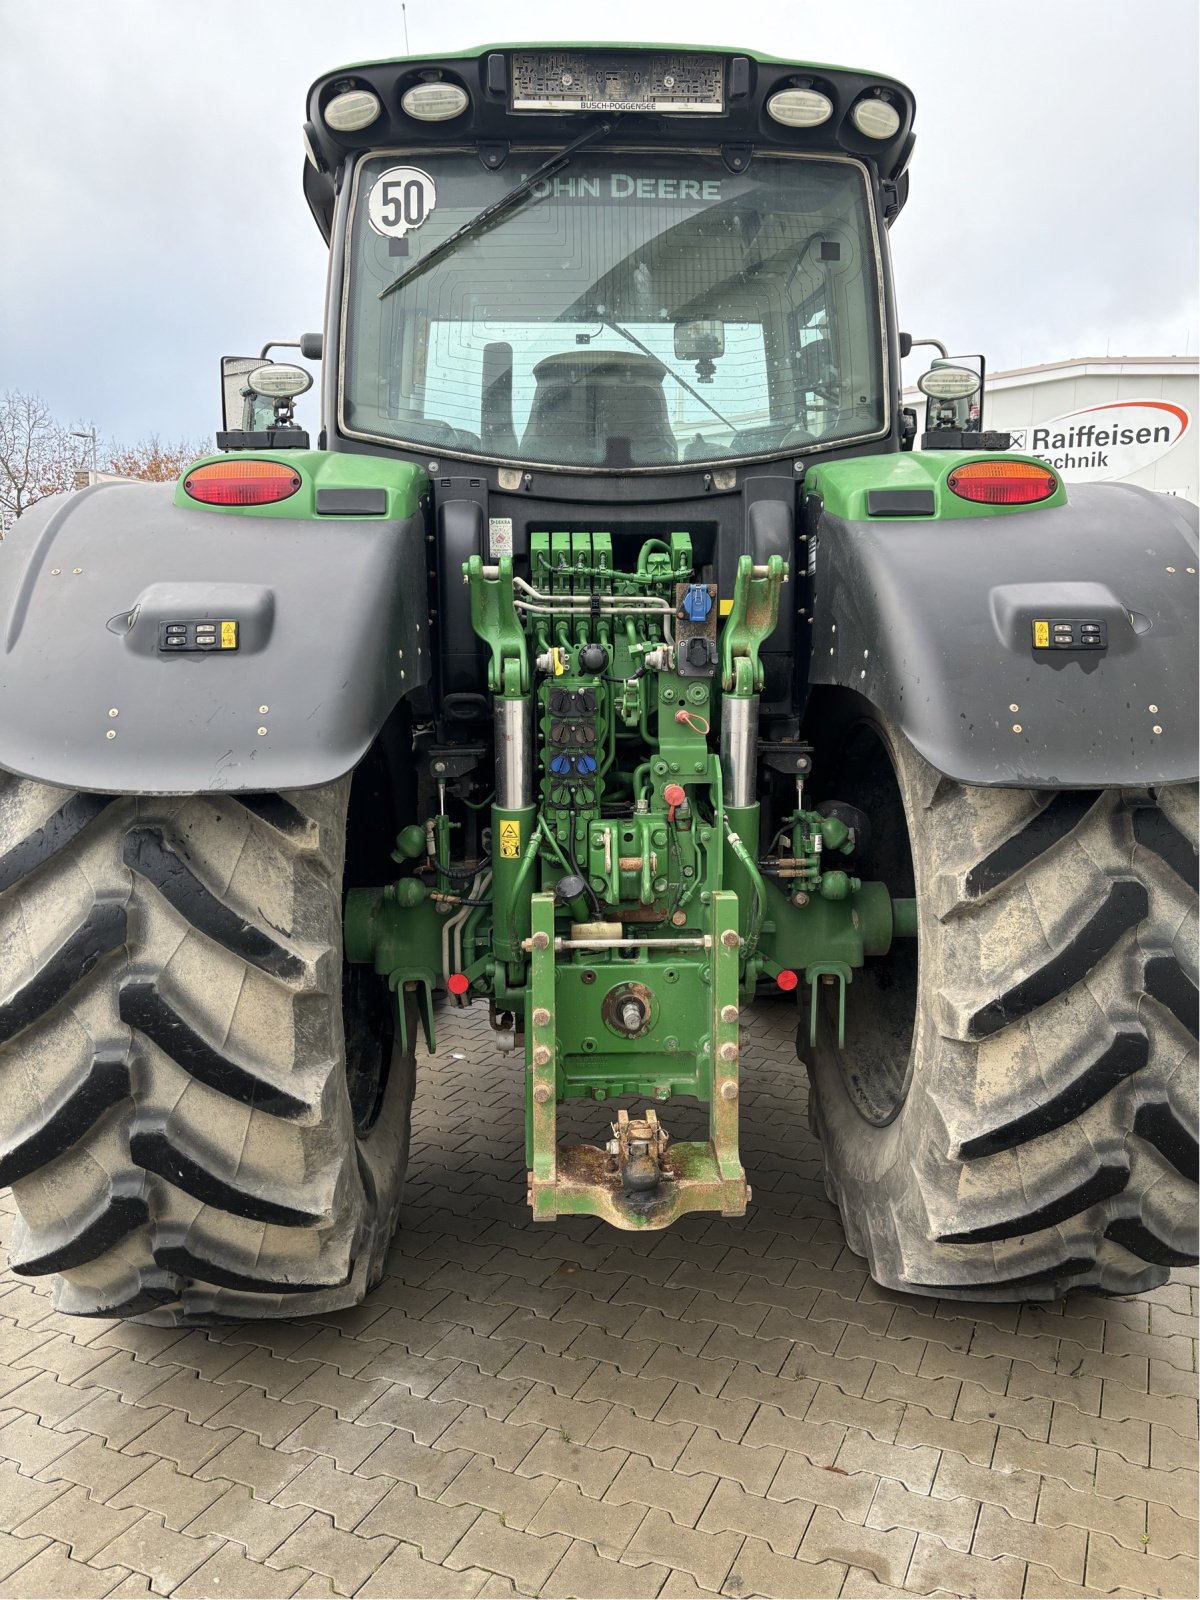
[0,390,77,520]
[105,434,212,482]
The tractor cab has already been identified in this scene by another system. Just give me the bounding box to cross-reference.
[301,46,917,477]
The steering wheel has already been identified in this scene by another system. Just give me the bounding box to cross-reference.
[777,423,821,449]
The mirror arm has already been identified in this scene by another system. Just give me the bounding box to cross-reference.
[259,339,304,359]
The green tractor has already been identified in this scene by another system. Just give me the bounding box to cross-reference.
[1,46,1195,1321]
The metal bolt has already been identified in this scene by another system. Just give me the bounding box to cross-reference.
[1166,566,1176,573]
[719,1041,738,1062]
[1009,703,1019,713]
[1012,723,1022,733]
[532,1006,551,1028]
[720,1004,739,1023]
[1149,704,1158,713]
[533,1045,552,1066]
[821,974,836,987]
[258,726,268,736]
[72,567,82,574]
[721,929,739,948]
[792,891,809,907]
[105,729,116,740]
[50,568,61,575]
[1153,724,1163,735]
[671,910,687,926]
[108,708,119,718]
[720,1078,738,1100]
[531,931,550,950]
[533,1083,552,1104]
[259,705,269,714]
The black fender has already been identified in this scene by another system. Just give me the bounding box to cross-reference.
[0,482,429,794]
[806,481,1198,787]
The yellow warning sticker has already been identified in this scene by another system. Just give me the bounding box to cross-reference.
[1033,620,1049,648]
[499,819,522,858]
[220,620,238,649]
[719,598,733,617]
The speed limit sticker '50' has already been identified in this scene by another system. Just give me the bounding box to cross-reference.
[367,167,437,238]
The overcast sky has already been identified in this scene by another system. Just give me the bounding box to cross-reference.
[2,0,1196,448]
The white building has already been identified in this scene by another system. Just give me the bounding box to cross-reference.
[906,355,1198,503]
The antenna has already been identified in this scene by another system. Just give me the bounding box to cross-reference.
[402,4,410,52]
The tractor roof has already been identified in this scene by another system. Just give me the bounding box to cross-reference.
[301,43,916,241]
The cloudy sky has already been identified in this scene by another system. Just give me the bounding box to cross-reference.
[2,0,1196,448]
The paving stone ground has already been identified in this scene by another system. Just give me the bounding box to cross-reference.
[0,997,1196,1599]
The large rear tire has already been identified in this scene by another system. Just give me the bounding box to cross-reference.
[806,703,1198,1300]
[0,772,415,1321]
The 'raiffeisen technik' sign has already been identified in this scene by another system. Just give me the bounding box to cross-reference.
[1007,399,1190,481]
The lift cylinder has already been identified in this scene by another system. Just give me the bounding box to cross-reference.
[721,695,760,808]
[492,695,536,964]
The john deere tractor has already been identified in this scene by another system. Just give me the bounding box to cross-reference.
[1,46,1196,1321]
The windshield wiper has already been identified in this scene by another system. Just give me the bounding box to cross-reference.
[379,118,621,301]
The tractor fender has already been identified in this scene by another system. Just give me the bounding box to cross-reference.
[805,480,1198,787]
[0,480,430,794]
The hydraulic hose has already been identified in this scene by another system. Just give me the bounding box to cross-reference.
[723,813,767,961]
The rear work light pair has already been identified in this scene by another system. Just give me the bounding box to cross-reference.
[947,460,1059,506]
[324,81,467,131]
[184,460,301,506]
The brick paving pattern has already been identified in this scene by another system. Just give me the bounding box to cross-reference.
[0,997,1195,1598]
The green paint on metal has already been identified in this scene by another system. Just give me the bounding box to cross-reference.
[719,554,786,692]
[172,450,428,519]
[466,554,528,693]
[804,450,1069,522]
[891,897,919,939]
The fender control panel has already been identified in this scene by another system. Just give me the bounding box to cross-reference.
[1032,618,1107,652]
[158,619,239,652]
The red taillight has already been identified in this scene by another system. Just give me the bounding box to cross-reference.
[775,969,799,992]
[447,973,470,995]
[946,460,1058,506]
[184,459,302,506]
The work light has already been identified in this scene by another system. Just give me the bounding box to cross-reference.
[766,88,833,128]
[401,82,469,121]
[851,95,900,138]
[324,89,382,132]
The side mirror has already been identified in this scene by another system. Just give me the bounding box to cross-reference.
[221,355,269,432]
[218,356,312,451]
[918,356,984,438]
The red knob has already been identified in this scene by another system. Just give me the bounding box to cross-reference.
[663,783,686,808]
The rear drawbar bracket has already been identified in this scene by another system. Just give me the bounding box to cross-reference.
[525,889,748,1227]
